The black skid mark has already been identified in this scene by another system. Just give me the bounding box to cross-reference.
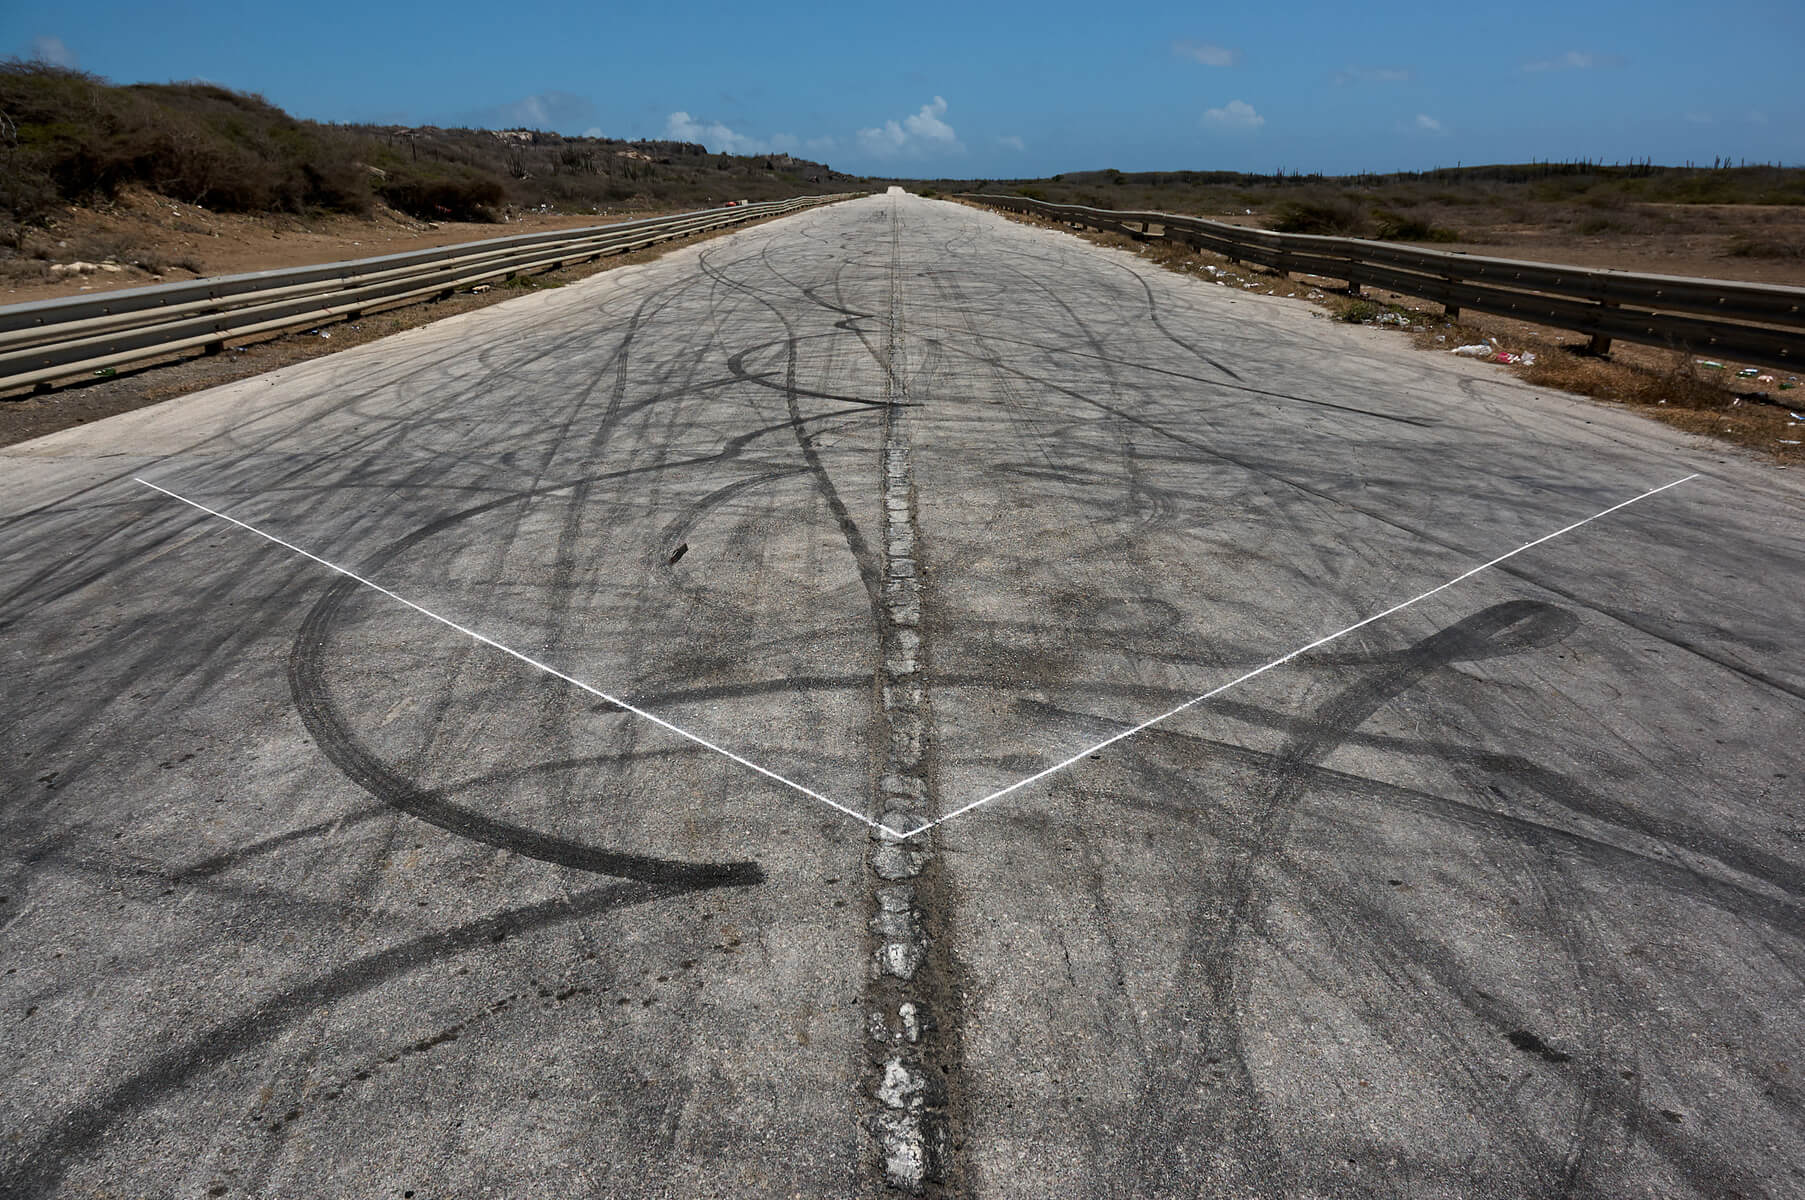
[697,244,889,618]
[1116,601,1581,1197]
[724,334,884,609]
[288,507,763,889]
[0,881,689,1200]
[725,339,912,408]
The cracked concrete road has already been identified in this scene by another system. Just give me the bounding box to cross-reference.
[3,192,1802,1199]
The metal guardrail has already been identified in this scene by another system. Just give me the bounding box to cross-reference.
[1,195,857,392]
[964,194,1805,373]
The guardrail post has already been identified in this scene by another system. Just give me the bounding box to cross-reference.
[1586,299,1618,356]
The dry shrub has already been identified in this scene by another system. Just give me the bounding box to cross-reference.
[1519,347,1804,459]
[1726,232,1805,259]
[1520,347,1728,408]
[1270,198,1371,236]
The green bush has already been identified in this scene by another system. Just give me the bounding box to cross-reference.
[1726,232,1805,258]
[377,164,505,222]
[1372,208,1459,242]
[0,59,844,227]
[1269,198,1370,236]
[0,60,376,218]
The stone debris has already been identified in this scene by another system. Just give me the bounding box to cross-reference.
[877,939,927,979]
[873,1109,928,1191]
[870,841,927,880]
[876,1056,931,1110]
[899,1001,924,1044]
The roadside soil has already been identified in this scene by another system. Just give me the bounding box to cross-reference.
[0,208,789,449]
[0,187,678,306]
[1141,202,1805,288]
[971,203,1805,469]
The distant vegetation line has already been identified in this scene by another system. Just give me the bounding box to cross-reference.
[900,162,1805,252]
[0,60,850,243]
[922,162,1805,208]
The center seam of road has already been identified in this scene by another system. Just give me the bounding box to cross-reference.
[862,198,961,1193]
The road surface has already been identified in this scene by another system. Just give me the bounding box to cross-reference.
[3,192,1802,1198]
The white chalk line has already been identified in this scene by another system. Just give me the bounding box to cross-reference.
[138,472,1697,845]
[133,477,887,835]
[912,472,1700,839]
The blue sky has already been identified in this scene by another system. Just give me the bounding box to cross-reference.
[6,1,1801,178]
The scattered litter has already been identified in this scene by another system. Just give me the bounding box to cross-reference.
[1451,344,1494,358]
[1792,412,1804,421]
[470,284,492,294]
[1782,440,1802,445]
[1782,382,1798,391]
[1696,360,1725,370]
[92,367,116,378]
[1373,311,1411,327]
[668,543,689,565]
[316,331,331,339]
[1757,375,1776,383]
[1737,367,1761,378]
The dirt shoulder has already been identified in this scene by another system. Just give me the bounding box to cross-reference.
[0,206,800,449]
[1021,201,1805,289]
[1,187,682,307]
[962,200,1804,469]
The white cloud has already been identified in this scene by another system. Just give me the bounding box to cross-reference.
[857,96,963,157]
[1415,113,1443,132]
[1334,65,1410,85]
[30,35,76,67]
[1173,40,1239,67]
[1201,99,1264,131]
[806,135,837,155]
[998,134,1026,152]
[581,126,602,138]
[458,91,600,132]
[1523,50,1622,72]
[666,111,786,156]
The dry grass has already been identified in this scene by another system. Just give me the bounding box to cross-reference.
[1517,349,1804,459]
